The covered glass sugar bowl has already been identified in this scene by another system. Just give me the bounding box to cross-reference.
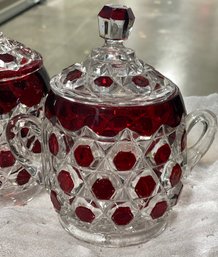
[0,33,49,205]
[7,5,217,246]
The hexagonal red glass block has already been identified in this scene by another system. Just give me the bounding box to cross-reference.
[92,178,115,200]
[150,201,168,219]
[113,151,136,171]
[135,175,156,198]
[65,69,82,82]
[16,169,31,186]
[49,133,59,156]
[21,127,29,137]
[57,170,74,195]
[154,143,171,165]
[112,206,133,226]
[50,190,61,212]
[94,76,113,88]
[98,5,135,21]
[75,206,95,223]
[74,145,94,167]
[0,53,15,63]
[26,136,41,153]
[154,83,161,90]
[32,139,41,153]
[170,164,182,187]
[132,75,149,87]
[0,150,16,168]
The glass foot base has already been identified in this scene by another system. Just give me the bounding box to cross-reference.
[59,215,167,247]
[0,184,42,207]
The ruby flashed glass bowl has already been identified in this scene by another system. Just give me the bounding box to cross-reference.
[44,4,187,246]
[0,32,49,206]
[6,4,216,247]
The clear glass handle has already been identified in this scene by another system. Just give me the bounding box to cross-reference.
[6,114,42,178]
[186,110,217,169]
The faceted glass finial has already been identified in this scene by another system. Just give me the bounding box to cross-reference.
[98,4,135,40]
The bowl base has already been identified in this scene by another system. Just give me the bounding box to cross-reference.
[59,215,167,247]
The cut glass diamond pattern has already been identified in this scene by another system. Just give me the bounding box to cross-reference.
[46,113,185,236]
[43,122,188,241]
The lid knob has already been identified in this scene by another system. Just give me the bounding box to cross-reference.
[98,4,135,41]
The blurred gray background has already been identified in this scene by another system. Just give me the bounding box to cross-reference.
[1,0,218,96]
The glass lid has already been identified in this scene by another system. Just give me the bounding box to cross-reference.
[50,4,177,106]
[0,32,43,81]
